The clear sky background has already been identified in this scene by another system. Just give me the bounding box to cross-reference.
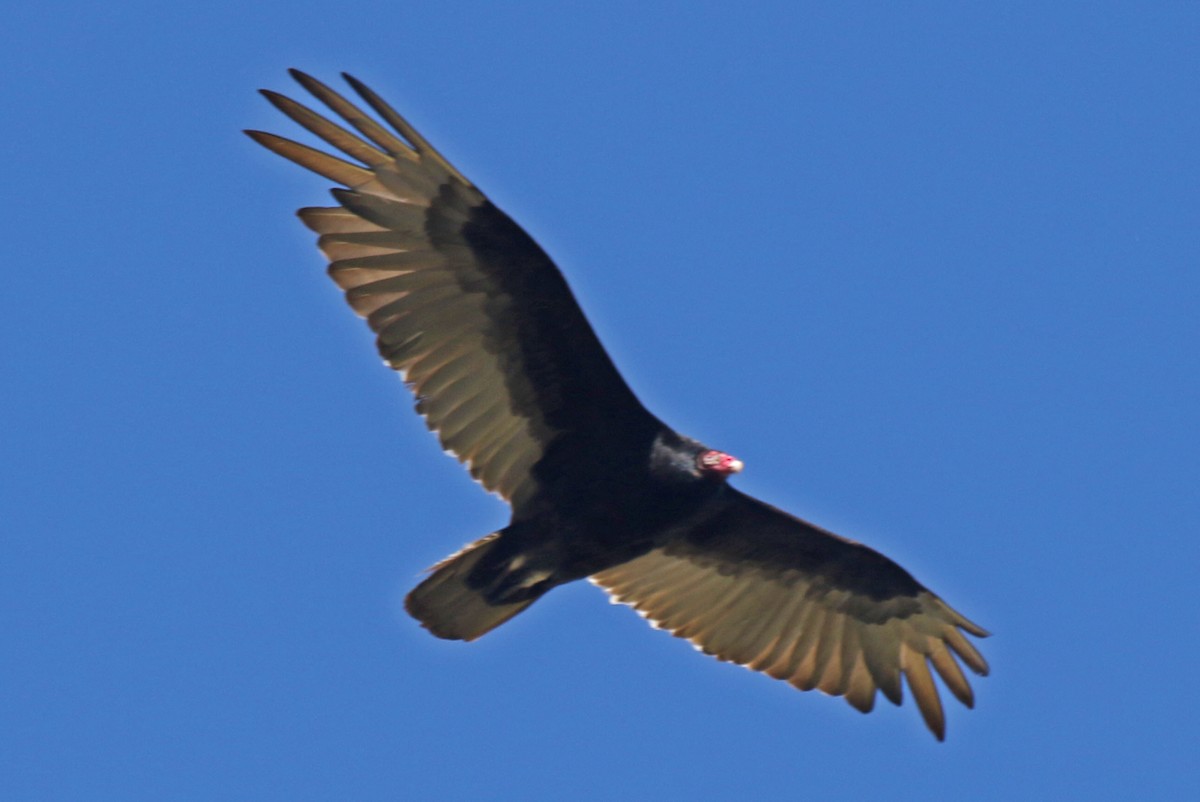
[4,2,1197,800]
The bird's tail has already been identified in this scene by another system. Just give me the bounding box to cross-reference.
[404,532,539,641]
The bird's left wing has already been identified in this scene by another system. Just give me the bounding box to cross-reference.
[247,72,655,511]
[591,489,989,740]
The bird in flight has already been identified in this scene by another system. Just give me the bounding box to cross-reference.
[248,70,989,740]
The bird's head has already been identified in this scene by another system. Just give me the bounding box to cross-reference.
[698,449,744,479]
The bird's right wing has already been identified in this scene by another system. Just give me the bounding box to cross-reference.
[591,489,989,740]
[248,71,655,510]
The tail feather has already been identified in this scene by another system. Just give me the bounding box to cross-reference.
[404,533,536,641]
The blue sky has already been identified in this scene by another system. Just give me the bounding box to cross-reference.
[4,2,1197,799]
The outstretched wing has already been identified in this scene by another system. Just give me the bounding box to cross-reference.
[591,489,989,740]
[248,71,654,510]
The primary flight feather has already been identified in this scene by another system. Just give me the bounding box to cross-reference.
[248,70,989,740]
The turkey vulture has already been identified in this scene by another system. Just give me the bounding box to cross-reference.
[248,70,989,740]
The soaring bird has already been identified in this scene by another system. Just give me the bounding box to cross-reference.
[248,70,989,740]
